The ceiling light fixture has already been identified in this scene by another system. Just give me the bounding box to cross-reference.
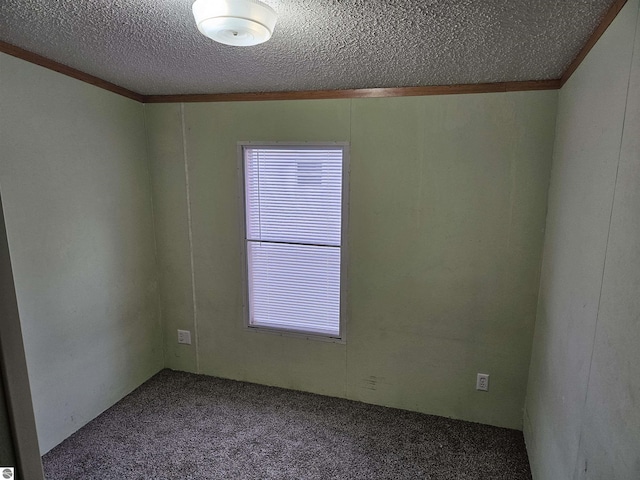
[192,0,277,47]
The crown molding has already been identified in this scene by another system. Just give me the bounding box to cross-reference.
[0,41,144,102]
[143,80,560,103]
[561,0,629,85]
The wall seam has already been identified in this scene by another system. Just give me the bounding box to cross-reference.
[181,103,200,374]
[142,104,166,372]
[344,98,352,400]
[571,5,640,477]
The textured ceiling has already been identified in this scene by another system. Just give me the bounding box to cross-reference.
[0,0,617,95]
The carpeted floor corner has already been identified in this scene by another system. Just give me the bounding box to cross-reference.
[42,369,532,479]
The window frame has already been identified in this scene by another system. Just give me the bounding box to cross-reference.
[237,141,350,343]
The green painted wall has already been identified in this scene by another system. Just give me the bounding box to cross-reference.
[147,90,557,429]
[524,1,640,478]
[0,53,164,454]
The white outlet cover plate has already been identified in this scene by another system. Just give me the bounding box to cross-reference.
[177,329,192,345]
[476,373,490,391]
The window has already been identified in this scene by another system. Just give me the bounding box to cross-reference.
[241,144,348,339]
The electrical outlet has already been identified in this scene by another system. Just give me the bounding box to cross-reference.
[476,373,490,392]
[177,329,192,345]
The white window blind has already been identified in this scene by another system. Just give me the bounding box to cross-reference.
[243,146,345,337]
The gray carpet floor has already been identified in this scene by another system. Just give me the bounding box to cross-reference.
[43,369,532,479]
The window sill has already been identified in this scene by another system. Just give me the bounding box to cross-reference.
[246,325,346,344]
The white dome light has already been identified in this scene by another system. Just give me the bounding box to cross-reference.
[192,0,277,47]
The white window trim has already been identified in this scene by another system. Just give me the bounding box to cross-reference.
[237,141,349,343]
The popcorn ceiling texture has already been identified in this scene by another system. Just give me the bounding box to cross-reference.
[0,0,617,95]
